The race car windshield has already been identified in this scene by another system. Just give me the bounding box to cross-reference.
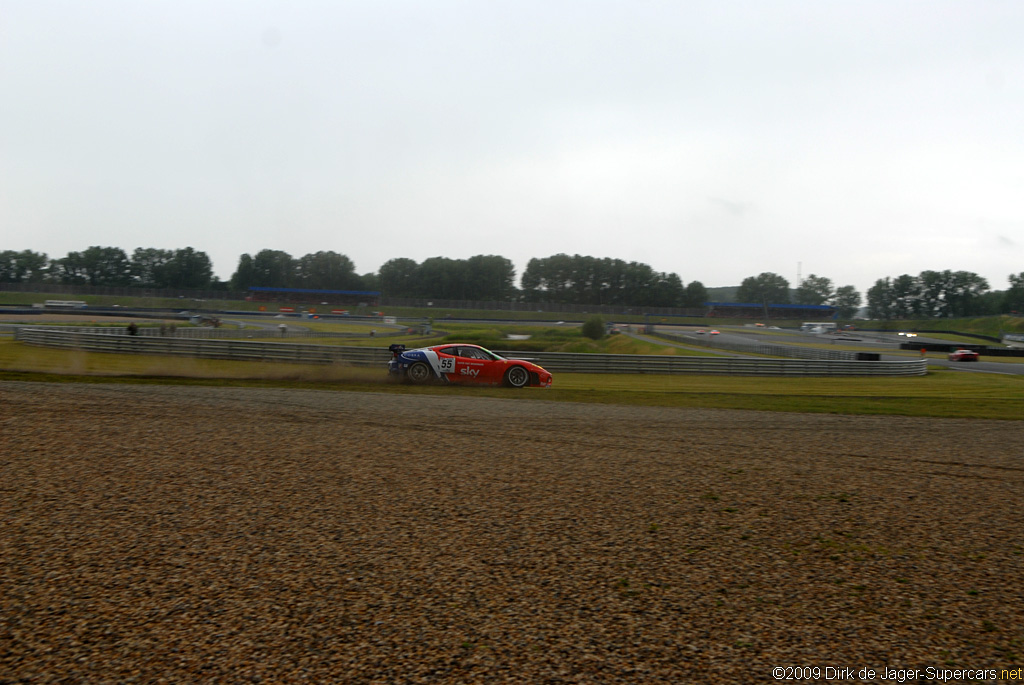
[481,348,505,360]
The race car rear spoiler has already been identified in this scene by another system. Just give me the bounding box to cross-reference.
[389,344,406,358]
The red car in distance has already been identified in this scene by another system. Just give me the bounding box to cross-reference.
[947,349,980,362]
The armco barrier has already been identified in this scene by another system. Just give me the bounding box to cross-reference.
[14,328,928,377]
[10,324,408,340]
[493,351,926,376]
[14,328,391,366]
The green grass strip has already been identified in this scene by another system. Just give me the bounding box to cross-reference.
[2,340,1022,419]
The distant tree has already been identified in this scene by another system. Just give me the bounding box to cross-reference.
[48,253,86,285]
[520,254,572,303]
[295,251,358,291]
[465,255,516,300]
[376,255,515,301]
[683,280,708,308]
[648,272,686,307]
[130,248,174,288]
[917,270,950,317]
[867,278,894,320]
[736,272,791,305]
[431,257,473,299]
[914,269,988,318]
[0,250,48,283]
[975,290,1002,316]
[230,254,257,291]
[597,258,625,305]
[621,261,657,305]
[519,258,543,301]
[945,270,989,317]
[87,246,132,286]
[22,250,50,283]
[51,246,131,286]
[250,249,296,288]
[550,254,581,302]
[581,315,605,340]
[379,258,420,298]
[540,254,575,303]
[832,285,861,319]
[520,254,686,307]
[0,250,21,282]
[889,274,920,319]
[163,248,214,289]
[358,272,380,292]
[795,274,834,305]
[569,255,600,304]
[1004,272,1024,314]
[865,271,987,320]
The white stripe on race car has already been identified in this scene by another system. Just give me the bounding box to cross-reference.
[421,349,444,378]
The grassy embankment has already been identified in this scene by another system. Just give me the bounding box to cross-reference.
[2,337,1022,420]
[4,294,1022,419]
[290,323,719,356]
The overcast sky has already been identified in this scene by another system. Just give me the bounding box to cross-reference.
[2,0,1021,295]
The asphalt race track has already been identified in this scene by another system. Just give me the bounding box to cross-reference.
[655,325,1024,376]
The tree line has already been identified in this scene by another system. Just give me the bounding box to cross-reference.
[0,247,378,293]
[230,250,377,292]
[518,254,707,308]
[866,270,1024,319]
[378,255,516,301]
[733,269,1024,319]
[0,247,217,290]
[2,246,1021,317]
[735,272,863,319]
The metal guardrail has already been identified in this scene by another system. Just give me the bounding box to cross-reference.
[14,328,392,365]
[7,325,406,340]
[494,350,926,376]
[14,328,928,376]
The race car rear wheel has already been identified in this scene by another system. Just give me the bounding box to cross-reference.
[504,365,530,388]
[407,362,434,385]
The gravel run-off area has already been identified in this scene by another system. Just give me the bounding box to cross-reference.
[2,381,1023,683]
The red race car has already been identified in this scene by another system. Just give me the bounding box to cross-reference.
[947,349,980,362]
[388,343,553,388]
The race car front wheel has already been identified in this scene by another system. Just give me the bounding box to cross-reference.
[504,365,530,388]
[407,362,434,385]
